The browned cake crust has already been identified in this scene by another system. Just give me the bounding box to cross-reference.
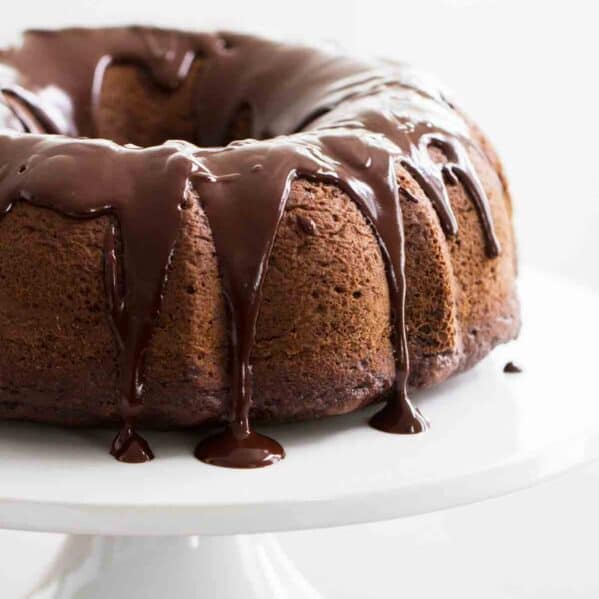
[0,55,519,429]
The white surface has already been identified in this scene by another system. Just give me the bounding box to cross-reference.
[0,269,597,537]
[24,534,322,599]
[3,461,599,598]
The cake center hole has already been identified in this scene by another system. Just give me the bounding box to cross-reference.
[96,62,253,148]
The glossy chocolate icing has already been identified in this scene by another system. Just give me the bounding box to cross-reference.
[0,27,500,466]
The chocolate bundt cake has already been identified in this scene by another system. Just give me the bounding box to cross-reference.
[0,27,519,466]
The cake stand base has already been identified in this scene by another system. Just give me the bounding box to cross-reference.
[27,533,322,599]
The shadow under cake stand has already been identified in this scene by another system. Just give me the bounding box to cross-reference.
[1,268,598,598]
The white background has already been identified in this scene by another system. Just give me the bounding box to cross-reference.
[1,1,598,597]
[1,0,596,289]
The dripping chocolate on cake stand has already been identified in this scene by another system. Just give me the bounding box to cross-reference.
[0,28,503,466]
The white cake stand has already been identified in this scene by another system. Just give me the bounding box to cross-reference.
[1,269,598,598]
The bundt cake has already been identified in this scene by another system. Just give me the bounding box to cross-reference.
[0,27,520,466]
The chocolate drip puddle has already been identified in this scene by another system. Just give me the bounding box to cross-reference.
[0,28,501,466]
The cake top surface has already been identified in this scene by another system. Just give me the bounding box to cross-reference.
[0,28,461,141]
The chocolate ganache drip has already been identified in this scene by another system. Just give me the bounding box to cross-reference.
[0,135,192,462]
[0,27,501,466]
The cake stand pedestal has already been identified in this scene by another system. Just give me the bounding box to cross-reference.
[1,269,598,598]
[25,534,322,598]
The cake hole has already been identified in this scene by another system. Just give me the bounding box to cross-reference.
[186,284,196,295]
[352,290,362,299]
[96,59,270,148]
[17,164,26,174]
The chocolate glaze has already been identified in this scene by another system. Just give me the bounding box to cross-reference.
[0,134,191,463]
[111,423,155,463]
[504,361,522,373]
[0,27,501,465]
[195,429,284,469]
